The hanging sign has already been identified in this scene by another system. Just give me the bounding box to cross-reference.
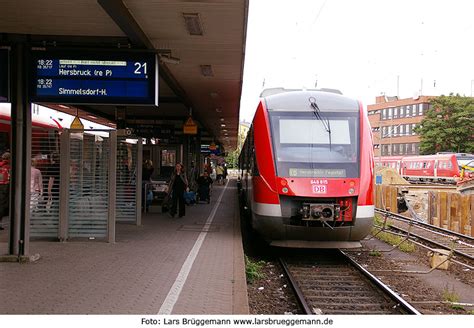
[30,50,158,106]
[70,116,84,130]
[183,116,197,135]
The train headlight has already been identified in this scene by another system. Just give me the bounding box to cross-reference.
[282,187,288,193]
[348,188,355,195]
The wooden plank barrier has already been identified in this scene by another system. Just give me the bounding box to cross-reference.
[428,192,473,237]
[450,193,460,233]
[375,185,398,214]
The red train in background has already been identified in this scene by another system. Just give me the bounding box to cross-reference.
[0,104,62,179]
[238,89,374,248]
[376,153,474,183]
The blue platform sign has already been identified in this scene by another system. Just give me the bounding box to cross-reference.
[375,174,383,185]
[0,49,9,102]
[30,50,158,106]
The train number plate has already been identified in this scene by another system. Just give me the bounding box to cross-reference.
[312,185,327,194]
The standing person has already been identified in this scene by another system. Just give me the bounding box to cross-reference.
[223,164,228,183]
[142,159,154,182]
[46,152,60,213]
[0,152,11,228]
[216,164,224,185]
[142,159,154,211]
[168,163,188,218]
[30,159,43,213]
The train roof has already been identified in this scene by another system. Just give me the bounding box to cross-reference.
[261,89,360,113]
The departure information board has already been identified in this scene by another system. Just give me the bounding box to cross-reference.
[0,49,9,102]
[30,51,158,105]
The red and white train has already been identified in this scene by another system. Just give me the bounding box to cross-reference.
[239,89,374,248]
[376,153,474,183]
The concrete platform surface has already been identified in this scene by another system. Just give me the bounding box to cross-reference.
[0,180,249,314]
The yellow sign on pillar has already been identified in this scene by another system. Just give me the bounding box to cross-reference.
[183,116,197,135]
[70,115,84,130]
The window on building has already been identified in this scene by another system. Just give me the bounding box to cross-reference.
[382,108,387,120]
[414,143,419,154]
[411,123,417,135]
[392,143,399,155]
[382,144,390,156]
[400,106,405,117]
[418,103,424,116]
[405,105,411,117]
[399,124,405,136]
[393,107,398,118]
[423,103,430,113]
[388,107,393,119]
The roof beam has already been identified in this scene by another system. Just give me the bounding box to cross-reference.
[97,0,154,49]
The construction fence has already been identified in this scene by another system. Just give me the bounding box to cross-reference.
[375,185,474,237]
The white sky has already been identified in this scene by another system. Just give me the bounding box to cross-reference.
[239,0,474,121]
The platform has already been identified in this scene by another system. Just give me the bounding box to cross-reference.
[0,180,249,314]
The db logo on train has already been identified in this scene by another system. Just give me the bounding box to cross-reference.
[312,185,327,194]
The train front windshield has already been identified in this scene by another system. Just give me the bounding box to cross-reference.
[269,111,360,178]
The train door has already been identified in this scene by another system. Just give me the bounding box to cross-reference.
[434,159,438,179]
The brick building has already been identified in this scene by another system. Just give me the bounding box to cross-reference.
[367,95,433,157]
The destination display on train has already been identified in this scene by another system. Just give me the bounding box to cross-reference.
[31,51,158,105]
[0,49,9,102]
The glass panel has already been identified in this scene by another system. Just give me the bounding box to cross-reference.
[30,126,61,238]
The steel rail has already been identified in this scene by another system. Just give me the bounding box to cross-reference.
[375,208,474,242]
[338,250,420,314]
[375,209,474,261]
[279,258,313,315]
[280,253,420,315]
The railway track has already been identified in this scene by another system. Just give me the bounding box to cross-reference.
[375,209,474,262]
[280,250,419,315]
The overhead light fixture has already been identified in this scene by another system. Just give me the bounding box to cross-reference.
[159,53,180,65]
[183,13,203,36]
[221,123,226,127]
[200,65,214,77]
[220,118,225,121]
[215,107,222,113]
[210,92,218,98]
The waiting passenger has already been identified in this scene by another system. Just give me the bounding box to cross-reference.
[30,159,43,213]
[167,163,189,218]
[196,171,213,204]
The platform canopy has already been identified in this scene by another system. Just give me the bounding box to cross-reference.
[0,0,248,150]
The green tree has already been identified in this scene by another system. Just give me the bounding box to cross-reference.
[414,94,474,154]
[225,149,239,168]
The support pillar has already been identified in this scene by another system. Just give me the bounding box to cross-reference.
[9,42,31,256]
